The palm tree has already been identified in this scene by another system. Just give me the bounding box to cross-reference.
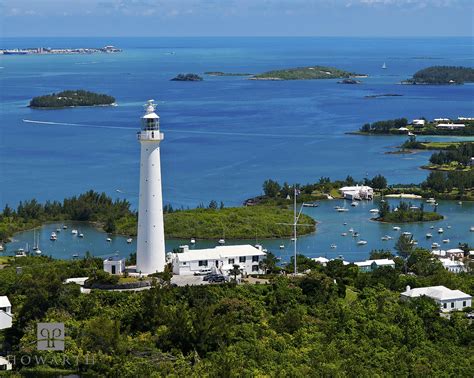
[228,264,242,282]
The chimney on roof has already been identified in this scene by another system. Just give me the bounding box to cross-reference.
[406,285,411,292]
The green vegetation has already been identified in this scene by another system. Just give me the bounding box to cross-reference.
[1,253,472,376]
[403,66,474,85]
[357,118,474,136]
[376,201,443,223]
[170,73,203,81]
[252,65,364,80]
[425,142,473,171]
[204,71,253,76]
[164,206,316,239]
[401,138,474,151]
[29,90,115,108]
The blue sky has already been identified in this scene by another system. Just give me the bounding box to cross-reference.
[1,0,472,37]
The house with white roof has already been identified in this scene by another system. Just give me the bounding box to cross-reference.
[312,257,330,266]
[446,248,464,259]
[439,258,465,274]
[401,285,472,312]
[172,244,266,276]
[412,119,426,127]
[0,296,12,330]
[339,185,373,200]
[0,356,12,371]
[354,259,395,273]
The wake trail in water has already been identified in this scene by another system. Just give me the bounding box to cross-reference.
[22,119,326,138]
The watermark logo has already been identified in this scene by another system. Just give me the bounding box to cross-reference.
[37,323,64,351]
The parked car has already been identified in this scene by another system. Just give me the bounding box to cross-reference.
[203,273,220,281]
[194,269,212,276]
[208,275,226,283]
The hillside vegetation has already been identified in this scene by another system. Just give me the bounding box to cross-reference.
[29,90,115,108]
[253,66,363,80]
[403,66,474,85]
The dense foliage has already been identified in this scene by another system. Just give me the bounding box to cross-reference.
[164,206,316,239]
[404,66,474,84]
[360,118,408,133]
[0,255,472,376]
[170,73,203,81]
[29,90,115,108]
[428,142,473,169]
[422,171,474,195]
[376,201,443,223]
[253,66,360,80]
[359,118,474,136]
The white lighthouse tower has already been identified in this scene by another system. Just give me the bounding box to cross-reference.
[136,100,166,274]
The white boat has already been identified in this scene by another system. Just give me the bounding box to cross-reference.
[426,198,436,204]
[218,239,225,245]
[78,233,84,238]
[348,228,354,233]
[56,228,61,232]
[409,206,419,210]
[369,209,379,214]
[50,232,57,241]
[190,238,196,244]
[351,202,358,207]
[357,240,368,246]
[382,62,387,69]
[430,226,434,229]
[402,232,412,236]
[72,253,79,258]
[471,226,474,232]
[106,237,112,242]
[353,232,360,237]
[408,132,415,136]
[437,228,444,233]
[337,208,349,212]
[35,249,42,255]
[442,239,450,243]
[0,245,3,252]
[291,237,297,241]
[63,225,67,229]
[425,233,432,238]
[343,222,347,226]
[330,244,337,249]
[381,235,392,241]
[71,229,78,235]
[393,226,401,231]
[447,226,451,229]
[431,242,440,249]
[341,232,347,236]
[15,250,27,258]
[126,238,133,244]
[279,244,284,249]
[458,201,462,205]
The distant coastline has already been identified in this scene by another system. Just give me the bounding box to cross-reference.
[0,45,121,55]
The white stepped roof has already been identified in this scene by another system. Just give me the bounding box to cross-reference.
[401,285,471,301]
[0,296,11,308]
[175,244,265,262]
[354,259,395,267]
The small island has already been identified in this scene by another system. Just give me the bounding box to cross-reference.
[402,66,474,85]
[171,73,203,81]
[204,71,253,76]
[29,90,115,109]
[251,66,366,80]
[376,201,443,223]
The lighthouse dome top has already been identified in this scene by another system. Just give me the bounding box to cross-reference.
[142,99,160,120]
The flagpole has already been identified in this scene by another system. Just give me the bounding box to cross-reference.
[294,186,297,275]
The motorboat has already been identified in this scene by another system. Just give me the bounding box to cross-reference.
[381,235,391,241]
[15,250,27,257]
[351,202,358,207]
[425,233,432,238]
[35,249,42,255]
[0,245,3,252]
[409,206,419,210]
[369,209,379,214]
[127,238,133,244]
[190,238,196,244]
[471,226,474,232]
[393,226,401,231]
[430,225,434,229]
[56,228,61,232]
[431,242,440,249]
[330,244,337,249]
[71,229,78,235]
[303,202,318,207]
[50,232,57,241]
[72,253,79,258]
[357,240,368,246]
[106,237,112,242]
[352,232,360,237]
[348,228,354,233]
[438,228,444,233]
[442,239,450,243]
[341,232,347,236]
[337,208,349,212]
[402,232,412,236]
[78,233,84,238]
[63,225,67,229]
[218,239,225,245]
[426,198,436,204]
[458,201,462,205]
[291,237,297,242]
[447,226,451,229]
[343,222,347,226]
[279,244,285,249]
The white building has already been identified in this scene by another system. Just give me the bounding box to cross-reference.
[354,259,395,272]
[312,257,330,266]
[436,123,465,130]
[136,100,166,274]
[339,185,374,200]
[103,256,126,275]
[439,258,465,274]
[0,357,12,371]
[458,117,474,121]
[401,285,472,312]
[412,119,426,127]
[446,248,464,259]
[172,244,266,276]
[434,118,450,122]
[0,296,12,330]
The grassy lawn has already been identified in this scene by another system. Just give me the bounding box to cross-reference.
[0,256,13,266]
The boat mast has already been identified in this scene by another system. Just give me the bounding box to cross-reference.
[294,186,297,275]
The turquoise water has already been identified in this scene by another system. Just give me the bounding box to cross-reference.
[5,198,473,262]
[1,37,473,261]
